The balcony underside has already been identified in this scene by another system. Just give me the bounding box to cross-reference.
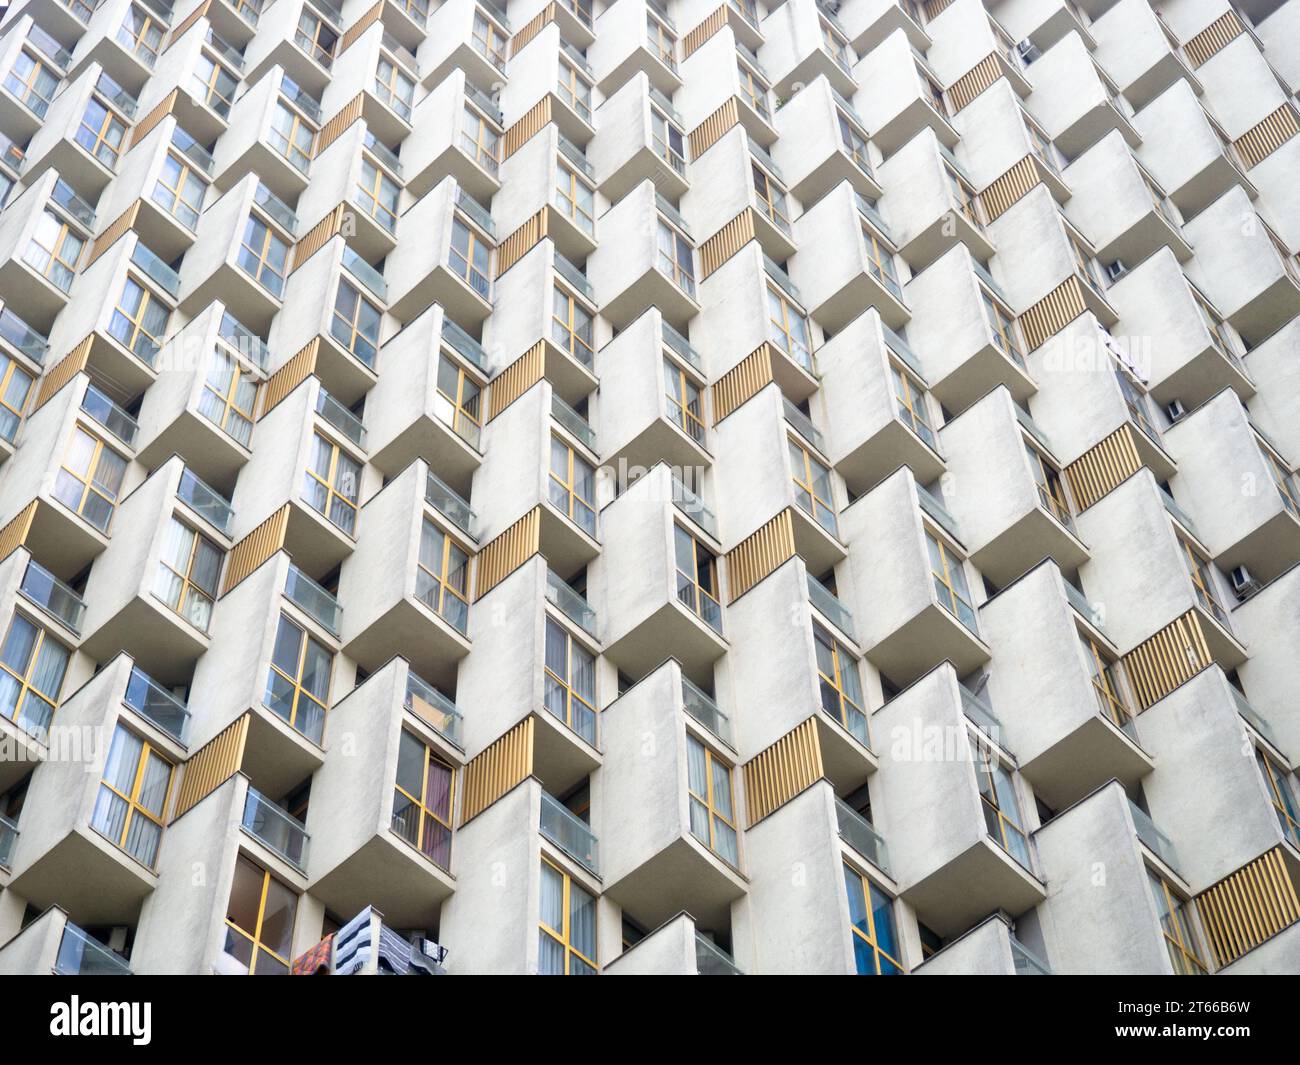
[1019,713,1153,811]
[602,600,727,692]
[366,411,481,498]
[8,828,156,928]
[903,837,1045,939]
[930,341,1036,417]
[604,834,746,931]
[79,595,210,688]
[969,507,1090,587]
[310,831,455,930]
[135,409,250,500]
[834,417,946,499]
[1147,341,1254,409]
[343,597,471,694]
[865,603,990,689]
[1213,509,1300,586]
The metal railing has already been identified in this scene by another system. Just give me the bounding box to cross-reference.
[426,469,477,540]
[807,573,855,640]
[405,669,464,746]
[552,393,596,451]
[682,675,732,746]
[55,925,131,975]
[540,791,599,875]
[178,467,234,534]
[315,388,366,447]
[696,934,743,974]
[835,798,891,874]
[545,569,597,636]
[124,666,190,742]
[81,383,139,446]
[285,564,341,636]
[243,786,310,870]
[20,559,85,633]
[1129,799,1180,872]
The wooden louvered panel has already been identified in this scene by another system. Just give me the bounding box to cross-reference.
[1121,610,1213,711]
[474,507,541,598]
[291,204,346,272]
[743,718,824,826]
[1195,847,1300,968]
[1064,425,1142,511]
[495,210,548,279]
[510,3,557,57]
[316,95,365,156]
[0,501,37,561]
[220,505,289,594]
[258,338,318,418]
[502,97,552,161]
[1183,10,1246,68]
[172,713,249,821]
[33,338,91,410]
[1234,104,1300,169]
[487,342,545,420]
[946,54,1002,113]
[1018,275,1087,352]
[700,210,757,279]
[461,717,535,824]
[85,202,141,269]
[921,0,955,20]
[726,509,796,602]
[980,156,1041,222]
[165,0,210,50]
[682,6,728,58]
[711,345,773,424]
[128,90,179,148]
[688,98,739,160]
[339,0,383,53]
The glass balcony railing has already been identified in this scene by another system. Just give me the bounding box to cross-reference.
[540,791,599,875]
[55,924,131,975]
[255,183,298,236]
[1129,800,1180,872]
[662,320,704,374]
[20,560,85,633]
[1064,580,1104,630]
[280,74,322,123]
[959,683,1001,740]
[130,242,180,298]
[218,310,270,370]
[546,569,597,636]
[178,467,234,535]
[0,306,50,363]
[29,25,73,70]
[553,250,596,303]
[672,474,718,540]
[441,317,490,374]
[807,573,855,640]
[285,564,341,636]
[1229,684,1280,750]
[552,394,596,452]
[425,469,476,540]
[1010,936,1052,975]
[917,484,963,544]
[243,786,310,870]
[172,126,215,176]
[96,72,139,119]
[836,798,891,875]
[404,669,464,747]
[342,246,387,302]
[0,813,14,869]
[696,934,743,975]
[124,666,191,743]
[79,379,139,445]
[783,397,825,454]
[763,253,803,308]
[52,179,96,229]
[456,188,495,240]
[682,675,732,746]
[315,388,366,448]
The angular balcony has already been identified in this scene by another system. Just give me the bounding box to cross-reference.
[0,170,94,334]
[590,0,683,97]
[494,120,597,264]
[1,19,77,148]
[339,459,473,691]
[1091,0,1201,111]
[212,68,316,203]
[498,22,596,147]
[980,560,1153,809]
[1022,32,1139,159]
[305,656,461,927]
[1236,565,1300,758]
[855,33,957,158]
[760,0,859,101]
[313,19,417,147]
[874,662,1046,936]
[141,16,244,146]
[66,0,168,95]
[419,0,511,93]
[844,467,991,688]
[588,71,688,203]
[606,913,744,974]
[243,0,342,99]
[403,67,503,202]
[0,910,131,975]
[770,75,882,206]
[917,913,1052,975]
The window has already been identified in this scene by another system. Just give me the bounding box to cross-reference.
[844,864,903,974]
[0,355,34,442]
[1256,747,1300,848]
[649,15,676,69]
[1024,441,1072,526]
[461,106,500,174]
[543,616,596,743]
[237,215,288,297]
[751,162,790,232]
[890,361,936,448]
[109,276,169,363]
[944,164,981,225]
[814,623,868,743]
[971,737,1031,869]
[355,158,399,232]
[651,108,686,175]
[1081,633,1134,736]
[265,614,332,743]
[153,517,223,631]
[118,6,164,64]
[224,856,298,975]
[548,435,596,535]
[375,56,414,121]
[331,279,381,366]
[302,431,361,535]
[675,524,721,632]
[558,59,592,124]
[434,354,482,448]
[76,98,128,167]
[767,285,813,370]
[392,729,454,868]
[918,65,947,116]
[1115,368,1156,439]
[53,427,127,532]
[198,347,256,446]
[194,53,237,118]
[5,52,58,116]
[472,10,508,69]
[789,437,837,535]
[1025,116,1059,172]
[23,210,84,292]
[90,724,171,867]
[837,110,871,172]
[270,101,315,171]
[552,285,595,366]
[449,218,490,298]
[539,857,597,974]
[416,518,470,633]
[1177,535,1228,628]
[152,151,206,229]
[665,358,705,444]
[1259,442,1299,516]
[926,528,977,632]
[981,288,1024,366]
[687,734,738,865]
[1190,287,1235,358]
[554,162,595,236]
[657,220,695,296]
[1147,870,1208,975]
[737,62,769,119]
[820,17,852,71]
[295,8,337,67]
[0,614,69,735]
[861,223,902,298]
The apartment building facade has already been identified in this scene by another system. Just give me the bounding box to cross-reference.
[0,0,1295,976]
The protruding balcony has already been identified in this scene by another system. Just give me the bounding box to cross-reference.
[0,170,95,333]
[917,913,1052,975]
[212,68,317,202]
[589,71,689,203]
[403,67,503,202]
[419,0,511,93]
[770,75,882,205]
[0,909,131,975]
[606,913,744,974]
[855,32,957,157]
[1022,32,1139,159]
[589,0,682,97]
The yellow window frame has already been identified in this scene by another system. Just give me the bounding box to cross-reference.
[845,863,904,974]
[674,522,720,619]
[393,729,455,863]
[417,519,470,620]
[890,360,933,438]
[224,861,297,974]
[58,427,125,527]
[304,432,359,530]
[544,617,596,732]
[548,434,595,525]
[1024,440,1072,524]
[0,616,68,727]
[201,348,257,441]
[539,855,598,974]
[462,106,500,170]
[1149,870,1209,975]
[814,621,864,729]
[158,518,223,622]
[78,100,127,165]
[552,285,594,364]
[97,726,173,862]
[114,276,167,353]
[554,161,595,233]
[356,158,398,232]
[268,615,333,735]
[1082,632,1133,733]
[789,435,836,530]
[686,733,737,859]
[472,11,508,67]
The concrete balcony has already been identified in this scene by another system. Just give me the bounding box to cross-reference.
[338,459,473,691]
[789,180,909,333]
[1162,389,1300,584]
[817,308,944,498]
[917,913,1052,974]
[419,0,510,93]
[243,0,339,98]
[981,560,1153,808]
[676,24,776,144]
[769,75,882,205]
[65,0,162,96]
[844,467,991,688]
[4,653,187,927]
[0,180,89,343]
[138,16,244,147]
[1091,0,1201,111]
[305,656,462,928]
[904,243,1035,415]
[606,912,744,974]
[590,0,683,98]
[874,662,1046,937]
[939,387,1089,586]
[0,907,132,974]
[1236,566,1300,759]
[316,23,418,147]
[403,67,502,202]
[1105,248,1252,409]
[211,68,315,203]
[364,304,486,496]
[596,465,727,688]
[682,127,795,262]
[588,71,688,203]
[838,0,932,57]
[855,31,958,158]
[600,659,747,930]
[589,179,699,332]
[499,23,596,147]
[1,24,82,172]
[1023,31,1139,160]
[995,0,1097,56]
[759,0,858,101]
[495,121,598,264]
[594,309,712,478]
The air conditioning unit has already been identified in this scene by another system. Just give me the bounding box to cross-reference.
[1230,565,1262,600]
[1105,260,1128,281]
[1016,38,1042,63]
[1165,398,1187,422]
